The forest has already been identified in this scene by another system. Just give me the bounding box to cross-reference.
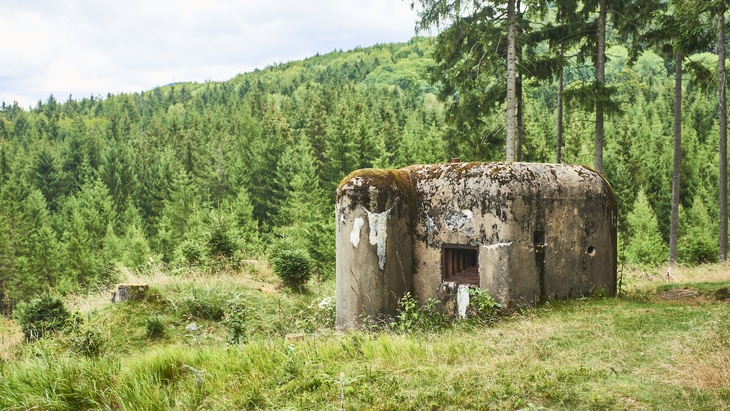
[0,1,728,311]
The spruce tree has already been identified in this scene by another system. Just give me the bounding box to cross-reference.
[625,190,667,266]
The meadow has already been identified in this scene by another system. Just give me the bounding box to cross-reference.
[0,262,729,410]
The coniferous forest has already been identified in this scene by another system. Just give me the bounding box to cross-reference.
[0,15,727,311]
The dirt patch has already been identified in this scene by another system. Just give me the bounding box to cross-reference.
[654,287,730,303]
[713,288,730,301]
[654,287,702,301]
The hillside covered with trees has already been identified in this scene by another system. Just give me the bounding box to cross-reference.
[0,25,727,309]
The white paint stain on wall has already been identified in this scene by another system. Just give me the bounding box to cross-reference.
[457,284,470,319]
[366,208,391,270]
[481,241,513,250]
[350,217,364,247]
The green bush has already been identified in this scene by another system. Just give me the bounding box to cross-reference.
[12,293,71,341]
[145,315,166,339]
[390,292,445,333]
[468,288,502,320]
[680,196,718,264]
[180,287,226,321]
[206,214,239,259]
[272,248,314,288]
[68,326,105,357]
[177,239,206,267]
[293,296,336,333]
[222,298,249,344]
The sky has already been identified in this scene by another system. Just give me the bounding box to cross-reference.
[0,0,421,109]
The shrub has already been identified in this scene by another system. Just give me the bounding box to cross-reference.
[177,239,206,267]
[468,288,502,320]
[222,298,249,345]
[180,287,226,321]
[145,315,166,339]
[206,213,239,259]
[69,326,105,357]
[680,196,718,264]
[12,293,71,341]
[390,293,445,333]
[272,248,314,288]
[293,296,336,333]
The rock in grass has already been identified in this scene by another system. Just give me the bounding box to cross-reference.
[115,284,149,302]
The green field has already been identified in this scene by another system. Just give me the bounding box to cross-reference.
[1,263,729,410]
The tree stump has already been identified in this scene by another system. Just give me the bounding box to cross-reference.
[114,284,149,302]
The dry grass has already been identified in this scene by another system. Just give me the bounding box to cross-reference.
[675,348,730,391]
[64,259,283,315]
[0,316,23,362]
[622,262,730,293]
[669,308,730,398]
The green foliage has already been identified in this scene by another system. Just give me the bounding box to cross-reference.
[292,296,336,333]
[222,298,249,345]
[12,293,70,340]
[390,292,445,333]
[176,239,206,267]
[68,325,105,358]
[145,315,166,339]
[205,210,239,259]
[271,248,314,289]
[624,190,667,266]
[680,195,718,264]
[468,287,502,320]
[180,286,227,321]
[0,30,729,306]
[121,224,154,270]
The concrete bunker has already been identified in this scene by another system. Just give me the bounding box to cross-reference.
[335,162,617,329]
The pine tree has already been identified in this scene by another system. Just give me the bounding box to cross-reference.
[278,133,335,277]
[58,180,116,289]
[218,188,260,256]
[157,169,206,263]
[679,194,718,264]
[625,189,667,266]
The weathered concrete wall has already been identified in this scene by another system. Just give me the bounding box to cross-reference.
[335,169,414,329]
[335,162,617,327]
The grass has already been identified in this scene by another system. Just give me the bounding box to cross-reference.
[1,262,729,410]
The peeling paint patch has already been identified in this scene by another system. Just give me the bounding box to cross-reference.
[350,218,364,247]
[366,208,391,270]
[424,215,439,234]
[457,284,470,319]
[481,241,513,250]
[444,209,475,237]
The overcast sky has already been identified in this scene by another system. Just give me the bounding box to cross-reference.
[0,0,420,109]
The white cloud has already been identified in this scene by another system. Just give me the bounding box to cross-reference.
[0,0,418,108]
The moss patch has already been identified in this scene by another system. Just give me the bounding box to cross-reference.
[336,168,414,214]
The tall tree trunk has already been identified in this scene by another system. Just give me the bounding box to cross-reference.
[557,51,564,164]
[669,50,682,270]
[517,64,524,162]
[506,0,516,162]
[595,0,607,173]
[516,1,524,162]
[719,12,727,262]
